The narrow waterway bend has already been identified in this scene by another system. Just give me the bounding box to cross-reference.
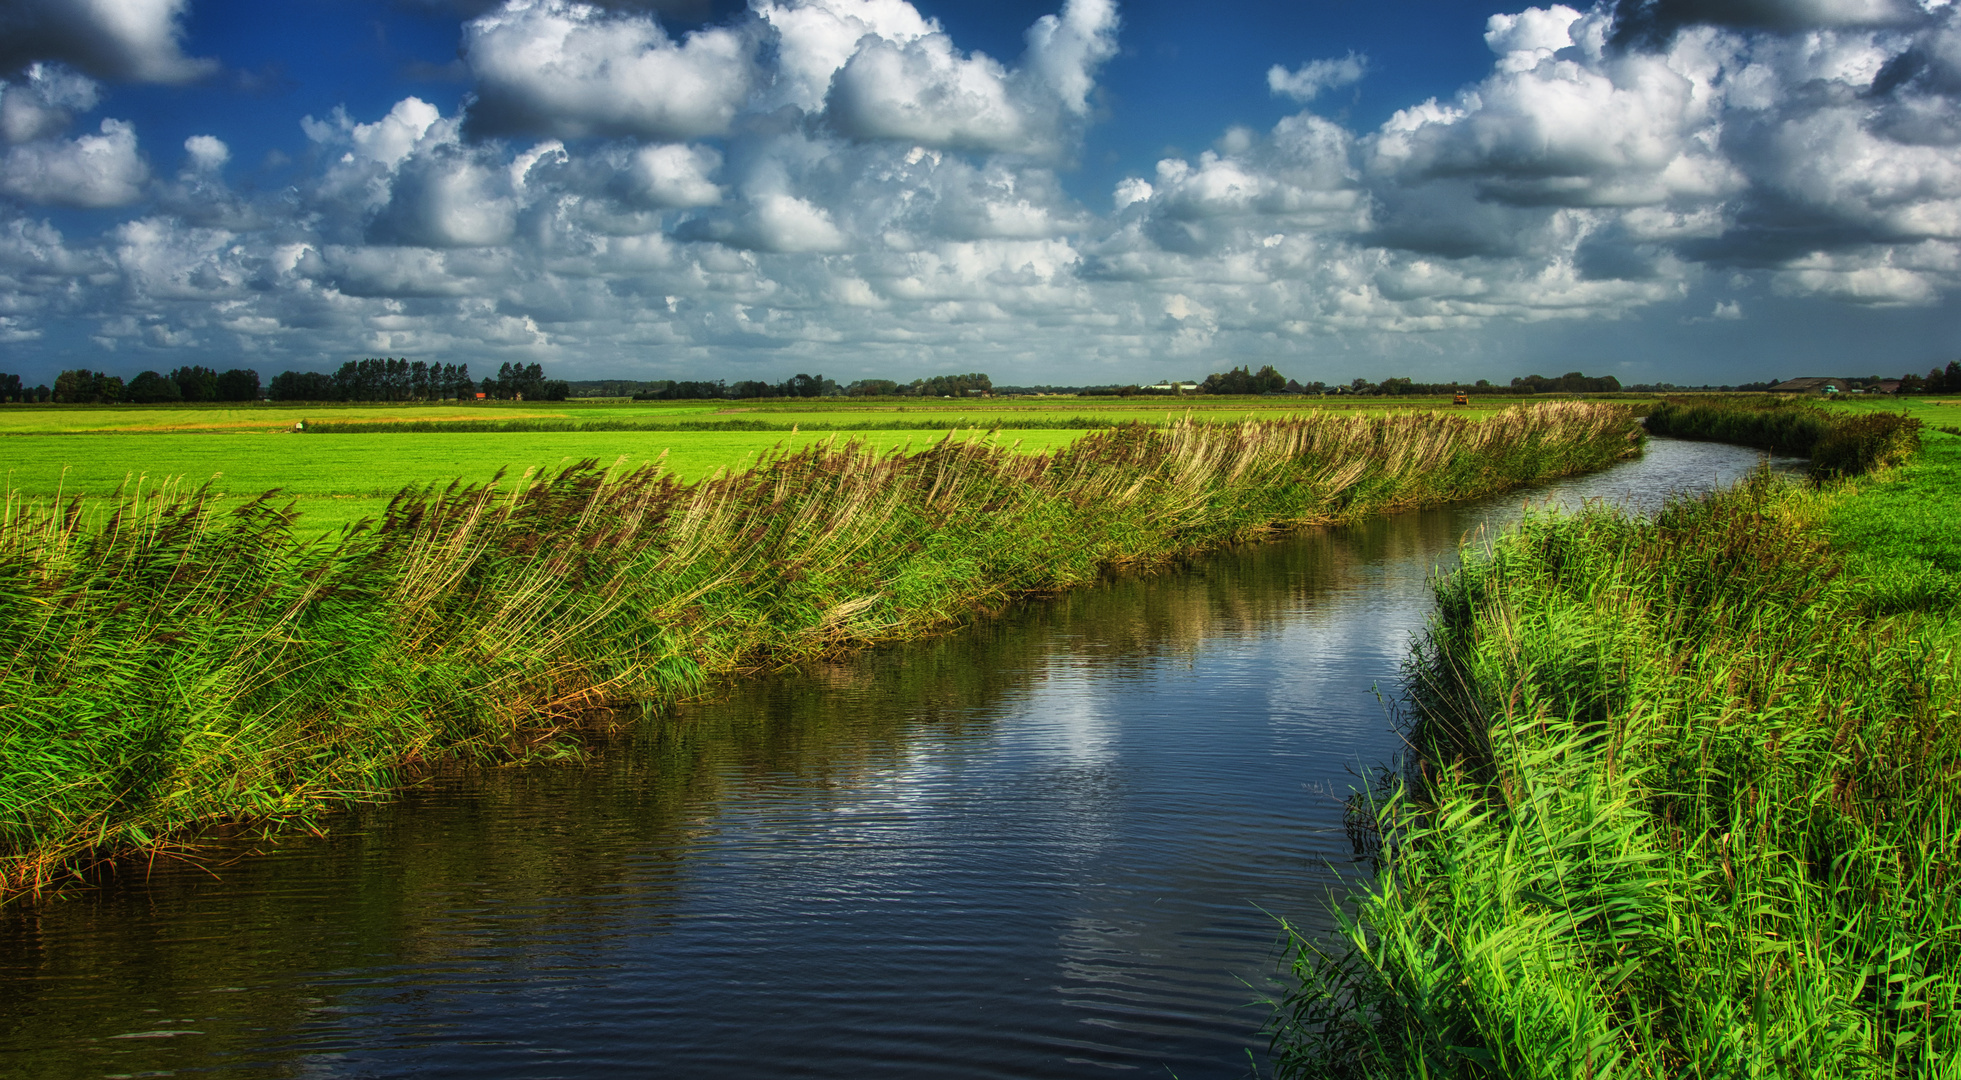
[0,437,1793,1079]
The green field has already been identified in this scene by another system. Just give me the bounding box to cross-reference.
[0,393,1553,434]
[1274,397,1961,1077]
[2,428,1084,534]
[0,395,1589,534]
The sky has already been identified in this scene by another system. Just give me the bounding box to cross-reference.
[2,0,1961,387]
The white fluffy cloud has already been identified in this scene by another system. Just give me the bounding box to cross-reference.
[756,0,939,112]
[0,64,102,143]
[625,142,722,207]
[1366,7,1742,208]
[827,34,1027,151]
[0,0,215,84]
[1268,51,1369,103]
[0,117,147,208]
[182,133,227,173]
[7,0,1961,382]
[823,0,1118,156]
[461,0,753,139]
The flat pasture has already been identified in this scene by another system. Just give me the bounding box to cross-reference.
[0,393,1562,435]
[3,427,1082,534]
[0,394,1626,534]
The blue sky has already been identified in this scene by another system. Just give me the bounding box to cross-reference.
[2,0,1959,387]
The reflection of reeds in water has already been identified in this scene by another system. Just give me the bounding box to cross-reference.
[0,403,1636,898]
[1274,474,1961,1077]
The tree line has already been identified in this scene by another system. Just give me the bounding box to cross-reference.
[0,366,265,404]
[630,372,994,400]
[1044,367,1628,398]
[270,360,568,402]
[1891,360,1961,394]
[0,360,584,404]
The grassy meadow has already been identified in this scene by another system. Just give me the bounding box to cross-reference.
[3,428,1086,534]
[0,395,1591,534]
[0,401,1641,900]
[1273,400,1961,1078]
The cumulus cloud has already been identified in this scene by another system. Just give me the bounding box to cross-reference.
[304,97,446,170]
[182,134,228,173]
[0,117,147,207]
[370,147,519,247]
[12,0,1961,383]
[0,64,101,143]
[756,0,938,112]
[1267,51,1369,102]
[461,0,752,139]
[303,97,458,221]
[1023,0,1121,116]
[0,0,216,84]
[1609,0,1926,48]
[827,35,1027,151]
[825,0,1118,157]
[1366,7,1744,208]
[626,142,722,206]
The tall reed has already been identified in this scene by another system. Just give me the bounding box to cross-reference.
[1644,396,1922,476]
[0,404,1637,900]
[299,416,1131,434]
[1273,474,1961,1078]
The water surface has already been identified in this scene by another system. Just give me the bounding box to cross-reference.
[0,438,1792,1079]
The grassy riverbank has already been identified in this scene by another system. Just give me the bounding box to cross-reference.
[0,404,1637,901]
[1645,396,1926,476]
[0,396,1602,535]
[1275,415,1961,1076]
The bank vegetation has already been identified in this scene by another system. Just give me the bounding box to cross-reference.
[1276,403,1958,1077]
[0,404,1637,901]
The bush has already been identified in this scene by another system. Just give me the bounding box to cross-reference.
[1811,411,1922,477]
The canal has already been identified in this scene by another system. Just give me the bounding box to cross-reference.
[0,437,1792,1079]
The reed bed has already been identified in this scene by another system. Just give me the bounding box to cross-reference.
[0,403,1636,901]
[1273,473,1961,1078]
[1645,397,1922,477]
[299,416,1127,434]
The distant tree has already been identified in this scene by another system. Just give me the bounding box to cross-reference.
[52,369,124,403]
[216,368,260,402]
[846,379,901,397]
[482,361,552,400]
[779,373,833,398]
[637,380,728,400]
[1512,371,1622,394]
[126,370,183,403]
[0,373,21,402]
[911,372,992,397]
[268,370,337,401]
[169,365,220,402]
[1199,366,1287,395]
[1900,372,1926,393]
[731,379,774,398]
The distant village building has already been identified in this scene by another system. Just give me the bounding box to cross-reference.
[1770,377,1851,394]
